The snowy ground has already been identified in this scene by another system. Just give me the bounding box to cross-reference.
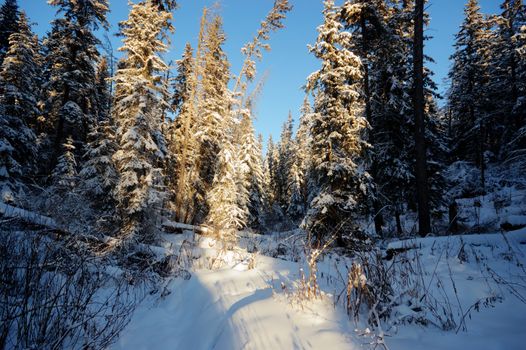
[112,227,526,350]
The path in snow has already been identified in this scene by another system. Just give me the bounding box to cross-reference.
[113,252,357,350]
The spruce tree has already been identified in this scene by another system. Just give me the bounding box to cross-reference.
[112,0,172,240]
[238,111,265,229]
[0,0,19,64]
[288,98,313,222]
[206,134,246,245]
[448,0,492,193]
[79,120,118,216]
[304,0,372,247]
[193,15,232,223]
[43,0,109,168]
[95,57,112,122]
[490,0,526,161]
[275,112,294,212]
[167,42,203,224]
[0,12,40,203]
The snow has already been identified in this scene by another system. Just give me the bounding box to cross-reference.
[0,201,59,229]
[113,238,356,350]
[112,227,526,350]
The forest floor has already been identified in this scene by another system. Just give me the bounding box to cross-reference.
[112,227,526,350]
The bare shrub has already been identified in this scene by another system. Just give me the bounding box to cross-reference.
[0,228,137,350]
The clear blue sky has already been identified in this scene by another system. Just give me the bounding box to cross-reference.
[18,0,501,145]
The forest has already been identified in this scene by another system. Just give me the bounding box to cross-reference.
[0,0,525,349]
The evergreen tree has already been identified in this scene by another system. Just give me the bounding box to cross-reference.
[167,42,203,224]
[206,134,246,245]
[341,0,412,236]
[195,15,232,222]
[287,99,313,222]
[448,0,492,192]
[0,12,40,203]
[172,43,195,116]
[304,0,372,247]
[51,136,77,189]
[112,0,172,240]
[79,120,118,215]
[490,0,526,160]
[0,0,19,64]
[238,111,264,229]
[274,112,294,212]
[42,0,109,167]
[264,134,278,209]
[95,57,112,122]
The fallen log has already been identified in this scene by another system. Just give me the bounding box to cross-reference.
[162,220,211,235]
[1,202,61,230]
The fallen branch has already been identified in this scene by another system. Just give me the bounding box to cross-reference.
[162,220,210,235]
[0,202,61,230]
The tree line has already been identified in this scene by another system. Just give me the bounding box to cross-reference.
[0,0,524,249]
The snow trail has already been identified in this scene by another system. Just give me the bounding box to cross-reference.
[113,252,357,350]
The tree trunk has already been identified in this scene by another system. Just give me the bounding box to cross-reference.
[413,0,431,236]
[395,210,403,236]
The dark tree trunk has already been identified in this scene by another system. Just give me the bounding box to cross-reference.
[449,201,459,233]
[395,210,403,236]
[413,0,431,236]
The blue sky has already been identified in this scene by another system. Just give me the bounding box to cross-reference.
[18,0,501,144]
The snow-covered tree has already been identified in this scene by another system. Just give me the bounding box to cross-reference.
[172,43,195,116]
[0,0,19,64]
[112,0,172,240]
[288,98,314,222]
[448,0,492,192]
[237,110,265,229]
[206,135,246,245]
[52,137,77,189]
[42,0,109,167]
[196,15,232,222]
[95,57,112,122]
[490,1,526,162]
[79,120,118,212]
[167,42,203,224]
[274,112,295,212]
[304,0,373,247]
[0,12,40,203]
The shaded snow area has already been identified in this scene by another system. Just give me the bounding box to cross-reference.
[112,228,526,350]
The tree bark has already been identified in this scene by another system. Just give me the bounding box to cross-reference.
[413,0,431,236]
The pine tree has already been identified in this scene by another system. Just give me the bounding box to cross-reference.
[79,120,118,213]
[490,0,526,161]
[206,135,246,245]
[42,0,109,168]
[288,99,313,222]
[448,0,492,193]
[112,0,172,240]
[52,137,77,189]
[193,15,233,223]
[265,135,278,208]
[0,12,40,203]
[0,0,19,64]
[274,112,295,212]
[341,0,411,236]
[170,9,207,225]
[166,42,203,224]
[304,0,372,247]
[238,111,265,229]
[95,57,112,122]
[172,43,195,116]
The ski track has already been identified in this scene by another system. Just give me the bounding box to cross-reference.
[113,255,357,350]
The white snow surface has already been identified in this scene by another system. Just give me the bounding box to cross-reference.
[113,229,526,350]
